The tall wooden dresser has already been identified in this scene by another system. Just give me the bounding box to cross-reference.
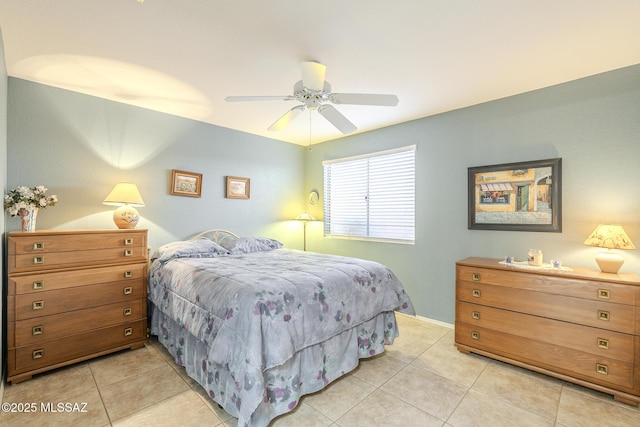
[455,257,640,405]
[7,229,148,383]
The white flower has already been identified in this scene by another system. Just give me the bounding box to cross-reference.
[4,185,59,217]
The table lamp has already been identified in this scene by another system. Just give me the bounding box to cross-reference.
[583,224,636,273]
[103,182,145,229]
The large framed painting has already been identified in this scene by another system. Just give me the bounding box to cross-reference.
[468,158,562,232]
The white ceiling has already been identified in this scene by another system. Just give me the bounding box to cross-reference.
[1,1,639,145]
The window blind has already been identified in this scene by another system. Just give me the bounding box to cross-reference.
[323,145,415,242]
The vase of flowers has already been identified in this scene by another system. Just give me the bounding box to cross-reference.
[4,185,58,232]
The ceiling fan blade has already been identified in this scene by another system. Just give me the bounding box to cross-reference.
[226,95,296,102]
[300,61,326,92]
[318,105,357,134]
[329,93,399,106]
[268,105,305,131]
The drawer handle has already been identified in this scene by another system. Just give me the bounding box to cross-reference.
[32,242,45,250]
[597,310,610,321]
[472,289,481,298]
[123,307,132,316]
[124,238,134,245]
[33,256,44,264]
[598,289,610,299]
[124,249,133,257]
[123,287,133,295]
[472,273,481,281]
[471,311,480,320]
[597,338,609,350]
[32,300,44,310]
[471,331,480,340]
[32,349,44,359]
[596,363,608,375]
[32,325,44,336]
[33,281,44,290]
[124,327,133,337]
[124,270,133,278]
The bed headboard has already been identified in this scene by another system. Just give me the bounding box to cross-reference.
[190,229,239,247]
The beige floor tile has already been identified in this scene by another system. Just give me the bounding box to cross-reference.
[337,389,444,427]
[90,344,166,388]
[380,364,467,420]
[111,389,222,427]
[3,363,96,403]
[304,374,375,421]
[470,362,561,420]
[556,386,640,427]
[270,402,333,427]
[350,352,407,387]
[411,333,489,387]
[100,364,189,422]
[385,319,450,363]
[447,389,553,427]
[0,385,108,427]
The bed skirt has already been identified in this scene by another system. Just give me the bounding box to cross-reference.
[149,302,401,426]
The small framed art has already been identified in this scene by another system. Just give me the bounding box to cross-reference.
[468,158,561,232]
[226,176,250,199]
[170,169,202,197]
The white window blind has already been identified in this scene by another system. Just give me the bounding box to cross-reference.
[323,145,415,243]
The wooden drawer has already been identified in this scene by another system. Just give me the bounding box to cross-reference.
[9,320,147,374]
[455,322,635,390]
[456,301,634,362]
[8,263,146,295]
[12,299,144,347]
[457,265,637,304]
[8,246,146,273]
[14,279,145,320]
[457,280,635,334]
[8,229,147,273]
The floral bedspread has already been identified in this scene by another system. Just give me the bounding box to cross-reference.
[148,247,414,426]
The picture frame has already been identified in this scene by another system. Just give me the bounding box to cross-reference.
[468,158,561,232]
[170,169,202,197]
[226,176,250,199]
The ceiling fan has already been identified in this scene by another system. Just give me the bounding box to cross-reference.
[225,61,399,134]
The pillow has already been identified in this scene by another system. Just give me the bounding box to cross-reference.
[223,237,283,254]
[152,239,230,262]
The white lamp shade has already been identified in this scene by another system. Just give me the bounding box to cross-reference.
[294,213,316,221]
[103,182,145,207]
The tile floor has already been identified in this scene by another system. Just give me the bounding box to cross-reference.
[2,314,640,426]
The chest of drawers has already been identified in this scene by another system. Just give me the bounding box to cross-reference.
[455,257,640,406]
[7,229,148,383]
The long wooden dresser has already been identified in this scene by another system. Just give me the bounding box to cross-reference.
[455,257,640,405]
[7,229,148,383]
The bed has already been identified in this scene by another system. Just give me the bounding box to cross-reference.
[147,229,415,426]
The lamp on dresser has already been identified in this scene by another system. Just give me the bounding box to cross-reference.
[583,224,636,273]
[103,182,145,229]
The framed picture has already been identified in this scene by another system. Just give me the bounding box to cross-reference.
[468,158,561,232]
[170,169,202,197]
[226,176,250,199]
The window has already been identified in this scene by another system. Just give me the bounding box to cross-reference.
[323,145,415,243]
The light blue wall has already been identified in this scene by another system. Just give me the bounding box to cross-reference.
[304,65,640,323]
[7,78,307,251]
